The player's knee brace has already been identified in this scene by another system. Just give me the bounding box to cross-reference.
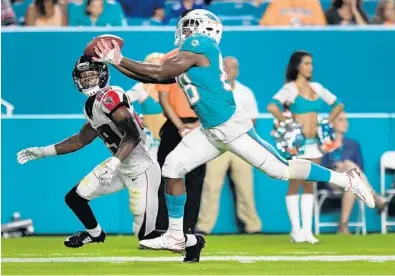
[161,155,188,179]
[129,187,146,237]
[129,188,144,216]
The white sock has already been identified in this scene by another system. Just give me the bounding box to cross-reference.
[289,159,348,189]
[169,217,183,236]
[87,225,102,238]
[329,171,348,189]
[285,195,301,233]
[185,234,197,247]
[301,194,314,234]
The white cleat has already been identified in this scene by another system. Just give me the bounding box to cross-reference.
[290,229,306,243]
[304,232,319,244]
[139,231,185,253]
[344,168,375,208]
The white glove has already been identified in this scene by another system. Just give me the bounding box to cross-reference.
[97,157,121,187]
[17,145,56,165]
[93,39,123,65]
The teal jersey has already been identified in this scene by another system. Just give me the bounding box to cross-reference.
[177,34,236,128]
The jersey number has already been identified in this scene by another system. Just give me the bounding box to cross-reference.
[178,53,232,105]
[97,124,121,154]
[178,73,200,105]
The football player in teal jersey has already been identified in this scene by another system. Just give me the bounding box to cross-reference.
[93,9,375,252]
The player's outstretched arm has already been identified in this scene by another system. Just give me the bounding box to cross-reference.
[114,64,176,85]
[93,40,198,84]
[17,122,98,165]
[111,108,141,161]
[54,122,98,154]
[116,51,198,84]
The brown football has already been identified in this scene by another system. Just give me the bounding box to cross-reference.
[84,34,124,57]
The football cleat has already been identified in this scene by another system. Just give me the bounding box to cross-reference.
[64,230,106,248]
[344,168,375,208]
[290,229,306,243]
[183,234,206,263]
[304,232,319,244]
[139,231,185,253]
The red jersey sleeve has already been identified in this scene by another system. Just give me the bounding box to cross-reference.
[100,86,130,115]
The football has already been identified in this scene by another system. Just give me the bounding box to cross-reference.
[84,34,124,57]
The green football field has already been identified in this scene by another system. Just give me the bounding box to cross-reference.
[2,234,395,275]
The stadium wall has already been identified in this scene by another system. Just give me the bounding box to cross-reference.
[2,27,394,234]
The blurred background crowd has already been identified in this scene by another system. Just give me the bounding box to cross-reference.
[2,0,395,27]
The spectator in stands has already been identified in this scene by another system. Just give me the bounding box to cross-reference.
[267,51,344,244]
[325,0,369,25]
[117,0,164,21]
[156,48,205,234]
[69,0,125,26]
[163,0,206,24]
[321,111,386,234]
[373,0,395,24]
[2,0,16,25]
[260,0,326,26]
[196,57,262,235]
[25,0,67,26]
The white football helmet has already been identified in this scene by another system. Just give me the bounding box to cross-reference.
[175,9,223,47]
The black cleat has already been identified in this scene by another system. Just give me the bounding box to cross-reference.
[64,230,106,248]
[183,234,206,263]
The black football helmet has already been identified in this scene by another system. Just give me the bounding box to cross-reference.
[72,55,109,97]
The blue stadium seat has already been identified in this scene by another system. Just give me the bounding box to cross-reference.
[320,0,332,12]
[363,1,378,21]
[12,0,32,25]
[165,1,176,15]
[68,2,84,26]
[127,17,162,26]
[166,17,179,26]
[208,2,260,18]
[220,16,259,26]
[254,2,269,19]
[69,1,125,26]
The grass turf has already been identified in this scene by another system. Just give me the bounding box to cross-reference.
[2,234,395,275]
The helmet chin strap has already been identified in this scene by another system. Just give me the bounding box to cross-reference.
[80,78,109,97]
[81,85,101,97]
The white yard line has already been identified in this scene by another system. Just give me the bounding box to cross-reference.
[2,255,395,263]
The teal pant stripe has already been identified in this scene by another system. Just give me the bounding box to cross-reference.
[247,129,289,166]
[307,162,331,182]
